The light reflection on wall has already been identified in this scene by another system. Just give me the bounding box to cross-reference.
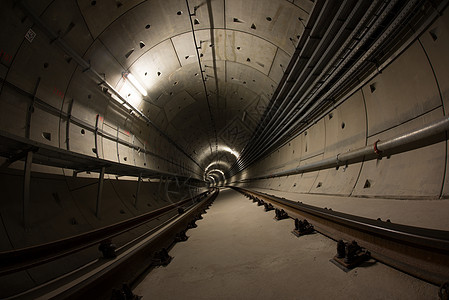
[118,77,143,109]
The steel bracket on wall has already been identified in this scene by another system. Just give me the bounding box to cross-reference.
[23,150,33,228]
[25,77,41,139]
[135,173,142,208]
[95,166,106,218]
[0,146,38,169]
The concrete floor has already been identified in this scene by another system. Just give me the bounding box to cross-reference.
[133,188,439,299]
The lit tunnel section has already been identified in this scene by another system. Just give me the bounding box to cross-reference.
[0,0,449,298]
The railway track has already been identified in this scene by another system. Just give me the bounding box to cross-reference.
[231,186,449,291]
[0,189,218,299]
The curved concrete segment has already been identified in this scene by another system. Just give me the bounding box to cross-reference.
[0,0,449,298]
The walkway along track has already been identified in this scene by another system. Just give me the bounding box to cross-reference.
[231,187,449,287]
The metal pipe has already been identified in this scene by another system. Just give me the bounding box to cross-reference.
[255,116,449,179]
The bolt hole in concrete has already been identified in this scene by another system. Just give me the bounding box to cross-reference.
[133,189,437,299]
[42,132,51,141]
[429,27,438,41]
[177,11,182,15]
[80,129,85,135]
[364,179,371,188]
[145,24,151,29]
[125,49,134,59]
[266,16,272,21]
[43,62,49,69]
[341,122,345,129]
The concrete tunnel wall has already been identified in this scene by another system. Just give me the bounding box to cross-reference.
[1,0,449,296]
[0,0,448,246]
[229,9,449,226]
[0,168,205,295]
[0,3,204,179]
[0,2,208,292]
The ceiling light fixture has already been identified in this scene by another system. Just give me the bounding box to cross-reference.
[222,146,240,159]
[208,169,225,178]
[124,72,147,96]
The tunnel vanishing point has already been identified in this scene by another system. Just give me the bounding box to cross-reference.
[1,0,449,299]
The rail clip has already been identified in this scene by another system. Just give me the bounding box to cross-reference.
[330,240,371,272]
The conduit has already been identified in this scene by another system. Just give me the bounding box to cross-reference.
[247,115,449,180]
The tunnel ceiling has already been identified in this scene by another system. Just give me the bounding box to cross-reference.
[7,0,442,181]
[18,0,313,179]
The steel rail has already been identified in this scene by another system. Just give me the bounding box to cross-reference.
[0,190,213,276]
[232,187,449,285]
[7,189,219,300]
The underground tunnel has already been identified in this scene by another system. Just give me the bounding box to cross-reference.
[1,0,449,299]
